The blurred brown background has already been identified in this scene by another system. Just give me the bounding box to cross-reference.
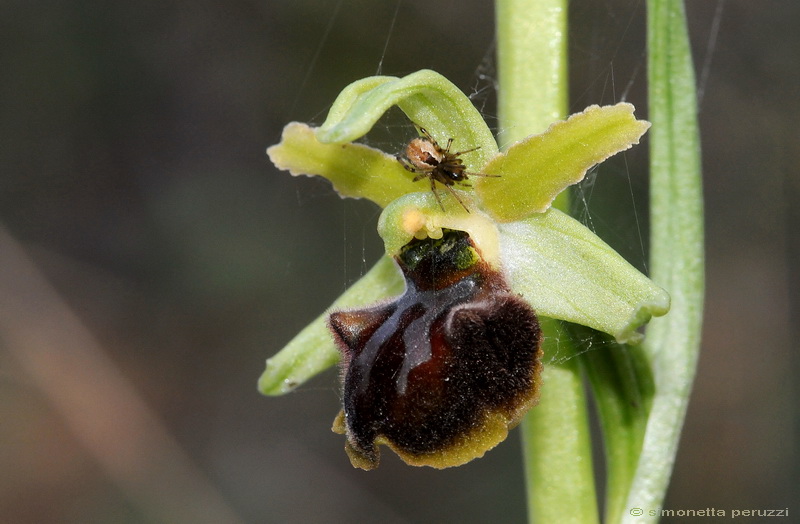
[1,1,797,522]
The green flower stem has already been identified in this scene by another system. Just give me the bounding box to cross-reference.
[496,0,568,146]
[622,0,705,520]
[496,1,597,523]
[523,319,599,524]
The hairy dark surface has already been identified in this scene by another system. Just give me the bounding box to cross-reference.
[330,231,541,468]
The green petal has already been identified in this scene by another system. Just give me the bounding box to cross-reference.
[477,104,650,222]
[267,122,419,207]
[317,70,498,170]
[258,256,404,395]
[499,208,669,344]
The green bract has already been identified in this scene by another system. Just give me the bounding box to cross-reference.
[260,70,668,396]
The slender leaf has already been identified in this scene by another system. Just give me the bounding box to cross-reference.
[621,0,705,520]
[575,327,654,523]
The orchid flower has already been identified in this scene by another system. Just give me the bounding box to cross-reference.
[259,70,669,470]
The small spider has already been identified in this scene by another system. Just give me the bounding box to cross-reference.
[397,127,499,212]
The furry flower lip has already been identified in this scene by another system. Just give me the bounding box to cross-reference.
[329,229,543,470]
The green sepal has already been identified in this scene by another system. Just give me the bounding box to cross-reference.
[258,256,404,395]
[317,70,498,171]
[498,208,670,344]
[477,104,650,222]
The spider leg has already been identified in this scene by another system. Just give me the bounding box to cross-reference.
[442,183,470,213]
[430,178,445,211]
[397,156,418,173]
[416,126,455,155]
[451,145,481,156]
[418,127,435,143]
[465,171,501,178]
[444,137,454,154]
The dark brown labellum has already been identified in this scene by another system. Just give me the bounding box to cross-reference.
[329,230,542,469]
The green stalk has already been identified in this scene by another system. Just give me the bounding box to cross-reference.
[496,1,598,523]
[496,0,568,143]
[621,0,704,520]
[523,319,599,523]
